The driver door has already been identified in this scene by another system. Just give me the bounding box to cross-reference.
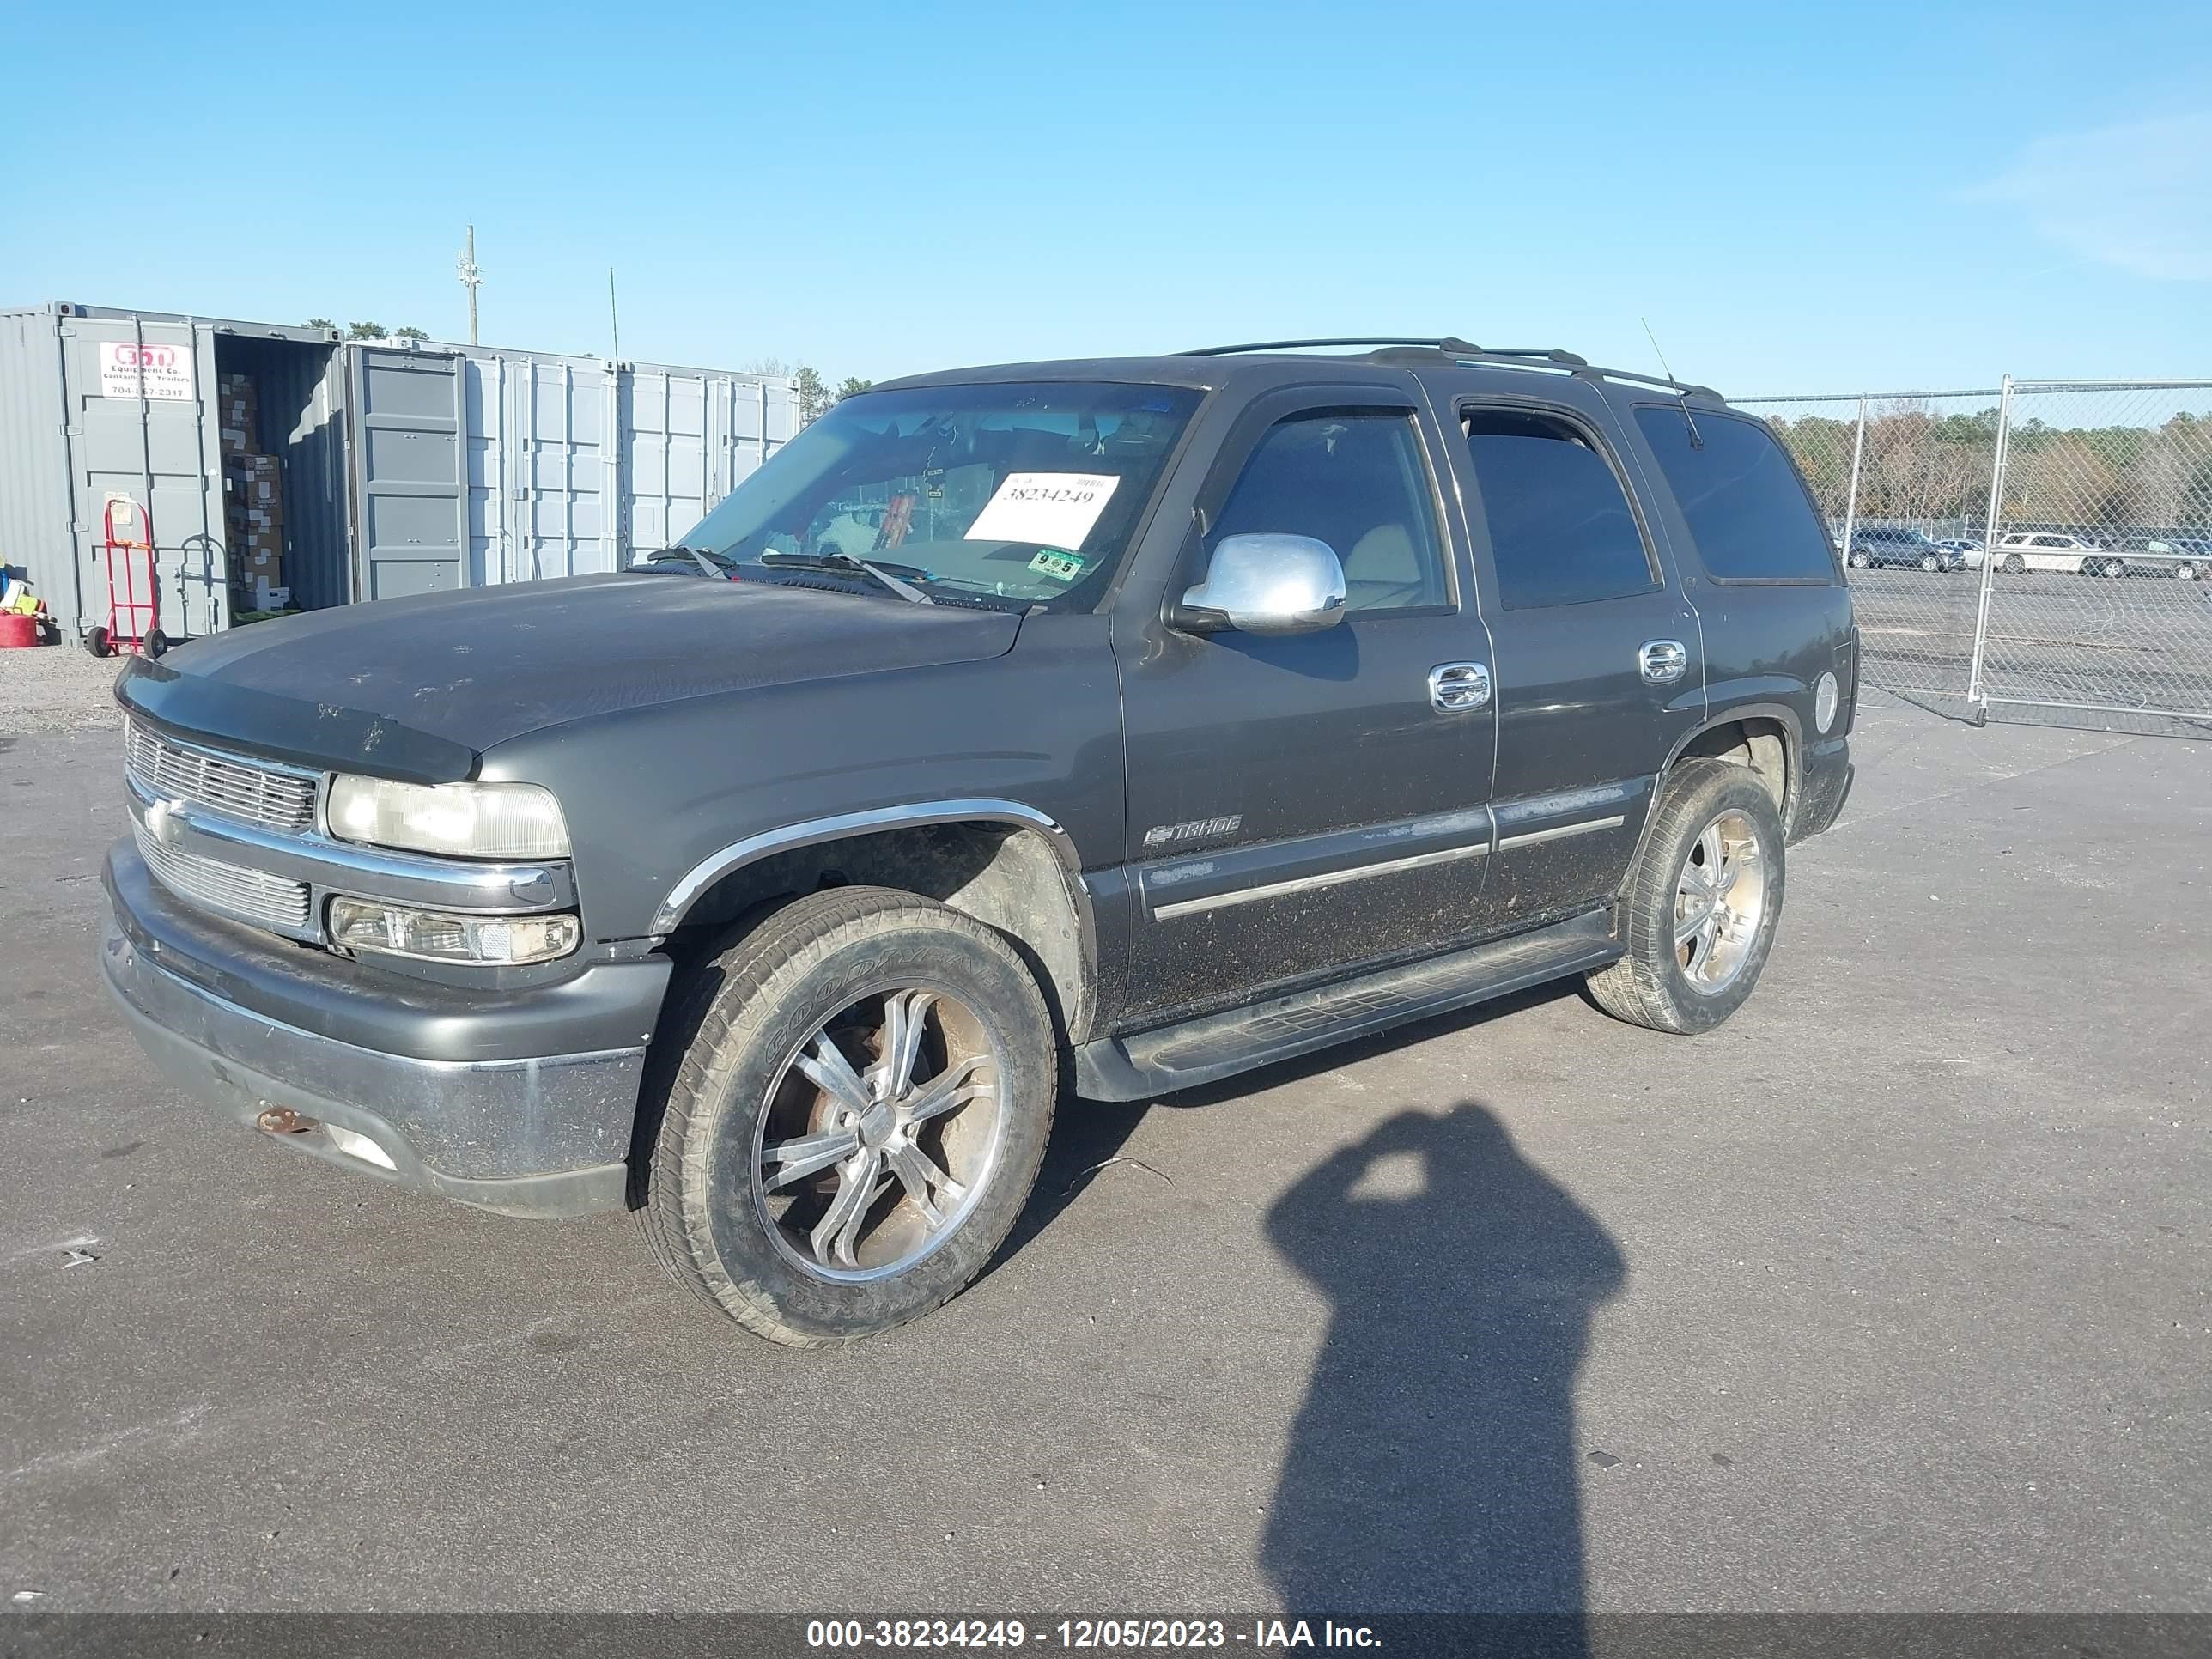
[1111,386,1498,1027]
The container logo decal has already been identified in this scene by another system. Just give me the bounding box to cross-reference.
[98,341,196,402]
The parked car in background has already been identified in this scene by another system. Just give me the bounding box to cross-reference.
[1968,532,2106,575]
[2112,535,2210,580]
[1846,526,1960,572]
[1935,538,1981,564]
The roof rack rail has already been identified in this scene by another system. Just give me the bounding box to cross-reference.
[1176,336,1486,357]
[1170,336,1722,400]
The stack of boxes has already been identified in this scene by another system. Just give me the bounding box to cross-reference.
[219,373,289,612]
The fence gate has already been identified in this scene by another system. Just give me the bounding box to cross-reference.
[1745,378,2212,737]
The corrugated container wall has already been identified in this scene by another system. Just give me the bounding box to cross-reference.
[0,310,76,626]
[454,348,799,586]
[0,301,800,641]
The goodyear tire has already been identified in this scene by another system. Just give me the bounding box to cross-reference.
[640,886,1056,1346]
[1586,759,1786,1036]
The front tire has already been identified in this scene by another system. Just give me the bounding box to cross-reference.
[1586,759,1786,1036]
[2003,553,2026,575]
[1849,550,1872,569]
[640,886,1057,1346]
[1920,553,1941,573]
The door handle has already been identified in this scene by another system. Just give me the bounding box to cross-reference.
[1638,640,1688,684]
[1429,661,1492,712]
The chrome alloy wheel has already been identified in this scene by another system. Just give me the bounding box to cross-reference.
[1674,811,1768,994]
[751,987,1006,1283]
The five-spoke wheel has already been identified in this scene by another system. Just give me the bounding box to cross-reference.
[1673,810,1769,995]
[1587,758,1787,1034]
[641,886,1056,1346]
[756,988,1005,1279]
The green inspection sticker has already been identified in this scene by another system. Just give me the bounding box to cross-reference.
[1028,548,1088,582]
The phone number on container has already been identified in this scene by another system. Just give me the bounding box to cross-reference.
[806,1620,1232,1649]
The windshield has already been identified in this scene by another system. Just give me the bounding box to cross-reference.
[674,381,1204,607]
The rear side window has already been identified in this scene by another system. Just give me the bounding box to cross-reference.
[1635,407,1838,581]
[1461,409,1656,608]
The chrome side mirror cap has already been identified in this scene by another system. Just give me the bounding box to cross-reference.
[1176,533,1347,637]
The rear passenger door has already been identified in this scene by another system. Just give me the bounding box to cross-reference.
[1452,398,1705,928]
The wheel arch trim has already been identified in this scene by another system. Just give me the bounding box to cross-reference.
[1624,701,1804,885]
[650,799,1093,943]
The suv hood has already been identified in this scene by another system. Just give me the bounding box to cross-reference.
[122,574,1024,781]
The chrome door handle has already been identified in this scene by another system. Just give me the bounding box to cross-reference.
[1429,661,1492,712]
[1638,640,1688,684]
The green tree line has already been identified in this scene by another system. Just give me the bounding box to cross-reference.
[1769,404,2212,532]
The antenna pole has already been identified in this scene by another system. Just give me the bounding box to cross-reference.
[456,225,483,346]
[608,267,620,364]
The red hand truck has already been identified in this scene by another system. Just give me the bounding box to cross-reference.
[88,495,167,659]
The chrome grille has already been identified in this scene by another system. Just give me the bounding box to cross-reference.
[136,828,313,932]
[125,720,317,833]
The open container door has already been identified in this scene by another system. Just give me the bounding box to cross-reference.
[64,313,228,640]
[348,345,469,602]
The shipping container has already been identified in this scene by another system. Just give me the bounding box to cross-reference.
[0,301,800,645]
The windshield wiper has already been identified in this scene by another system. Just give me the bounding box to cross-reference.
[632,544,732,580]
[757,551,933,605]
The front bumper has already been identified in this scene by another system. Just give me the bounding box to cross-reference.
[101,840,670,1218]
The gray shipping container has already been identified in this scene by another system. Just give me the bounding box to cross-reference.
[0,301,800,643]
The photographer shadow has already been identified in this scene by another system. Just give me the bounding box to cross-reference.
[1261,1101,1624,1623]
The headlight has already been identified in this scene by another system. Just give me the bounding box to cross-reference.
[330,897,580,964]
[326,775,569,859]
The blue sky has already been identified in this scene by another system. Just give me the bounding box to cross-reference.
[4,1,2207,396]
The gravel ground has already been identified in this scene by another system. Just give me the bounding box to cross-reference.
[0,646,125,737]
[1,689,2207,1616]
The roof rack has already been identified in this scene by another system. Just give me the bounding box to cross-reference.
[1177,336,1489,358]
[1171,336,1720,400]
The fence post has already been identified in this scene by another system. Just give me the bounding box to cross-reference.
[1965,375,2014,712]
[1838,397,1869,571]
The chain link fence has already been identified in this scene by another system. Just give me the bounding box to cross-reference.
[1741,380,2212,737]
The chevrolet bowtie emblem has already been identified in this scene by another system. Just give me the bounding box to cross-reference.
[144,798,179,846]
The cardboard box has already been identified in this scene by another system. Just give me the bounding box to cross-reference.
[223,452,283,513]
[218,373,259,454]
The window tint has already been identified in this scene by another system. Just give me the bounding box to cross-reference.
[1211,412,1447,611]
[1461,410,1654,608]
[1634,407,1838,581]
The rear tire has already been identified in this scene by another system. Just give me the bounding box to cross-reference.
[639,886,1057,1347]
[2003,553,2026,575]
[1920,553,1941,573]
[1586,759,1786,1036]
[1849,550,1872,569]
[2177,562,2199,582]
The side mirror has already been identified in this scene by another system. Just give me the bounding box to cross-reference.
[1176,533,1347,637]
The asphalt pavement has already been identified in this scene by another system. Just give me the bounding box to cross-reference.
[2,687,2208,1614]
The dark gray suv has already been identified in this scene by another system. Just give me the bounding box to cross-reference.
[103,337,1856,1346]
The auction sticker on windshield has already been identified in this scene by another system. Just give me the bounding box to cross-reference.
[964,472,1121,550]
